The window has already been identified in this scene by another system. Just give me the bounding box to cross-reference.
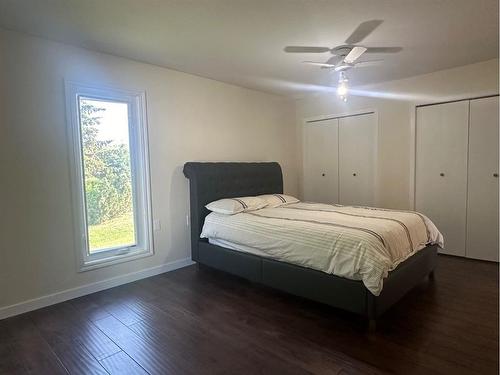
[66,82,153,270]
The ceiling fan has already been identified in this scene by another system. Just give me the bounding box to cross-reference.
[284,20,402,72]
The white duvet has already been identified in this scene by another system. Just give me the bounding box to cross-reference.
[201,202,443,296]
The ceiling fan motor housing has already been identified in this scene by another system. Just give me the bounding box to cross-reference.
[331,46,353,56]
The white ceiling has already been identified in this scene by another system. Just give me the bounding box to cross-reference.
[0,0,498,96]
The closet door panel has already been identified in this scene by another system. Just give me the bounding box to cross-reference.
[467,96,499,261]
[303,119,339,203]
[338,113,376,206]
[415,101,469,256]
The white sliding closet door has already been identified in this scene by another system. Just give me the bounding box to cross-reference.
[466,96,499,261]
[338,113,376,206]
[415,101,469,256]
[303,119,339,203]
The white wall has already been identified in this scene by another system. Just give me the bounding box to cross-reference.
[295,59,499,209]
[0,29,298,312]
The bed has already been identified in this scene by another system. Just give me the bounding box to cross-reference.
[183,161,440,329]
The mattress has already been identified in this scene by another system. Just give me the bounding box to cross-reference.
[201,202,443,295]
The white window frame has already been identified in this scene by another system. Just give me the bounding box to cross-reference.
[65,81,154,271]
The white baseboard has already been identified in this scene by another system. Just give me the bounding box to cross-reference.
[0,257,194,320]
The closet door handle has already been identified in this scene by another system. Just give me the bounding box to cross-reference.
[494,173,498,178]
[439,173,445,177]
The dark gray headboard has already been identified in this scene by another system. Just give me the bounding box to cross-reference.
[183,162,283,261]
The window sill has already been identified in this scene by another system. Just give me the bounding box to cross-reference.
[78,247,154,272]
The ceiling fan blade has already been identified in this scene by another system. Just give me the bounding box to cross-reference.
[353,59,384,68]
[302,61,335,68]
[345,20,383,44]
[365,47,402,53]
[284,46,331,53]
[344,46,367,64]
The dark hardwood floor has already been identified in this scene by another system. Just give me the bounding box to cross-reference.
[0,255,498,375]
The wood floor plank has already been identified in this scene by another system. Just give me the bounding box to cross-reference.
[155,256,499,375]
[126,301,316,375]
[31,302,121,361]
[0,323,28,375]
[70,296,111,322]
[49,340,108,375]
[99,351,147,375]
[28,304,109,374]
[0,315,68,375]
[154,271,403,374]
[81,290,144,326]
[0,255,497,375]
[128,279,383,375]
[29,303,110,375]
[94,314,191,374]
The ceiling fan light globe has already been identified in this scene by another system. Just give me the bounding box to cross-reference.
[337,83,348,96]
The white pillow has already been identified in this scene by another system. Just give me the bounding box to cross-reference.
[206,196,267,215]
[258,194,299,208]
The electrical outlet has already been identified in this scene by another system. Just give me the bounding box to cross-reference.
[153,219,161,231]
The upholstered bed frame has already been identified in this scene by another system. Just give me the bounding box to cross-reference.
[183,162,437,327]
